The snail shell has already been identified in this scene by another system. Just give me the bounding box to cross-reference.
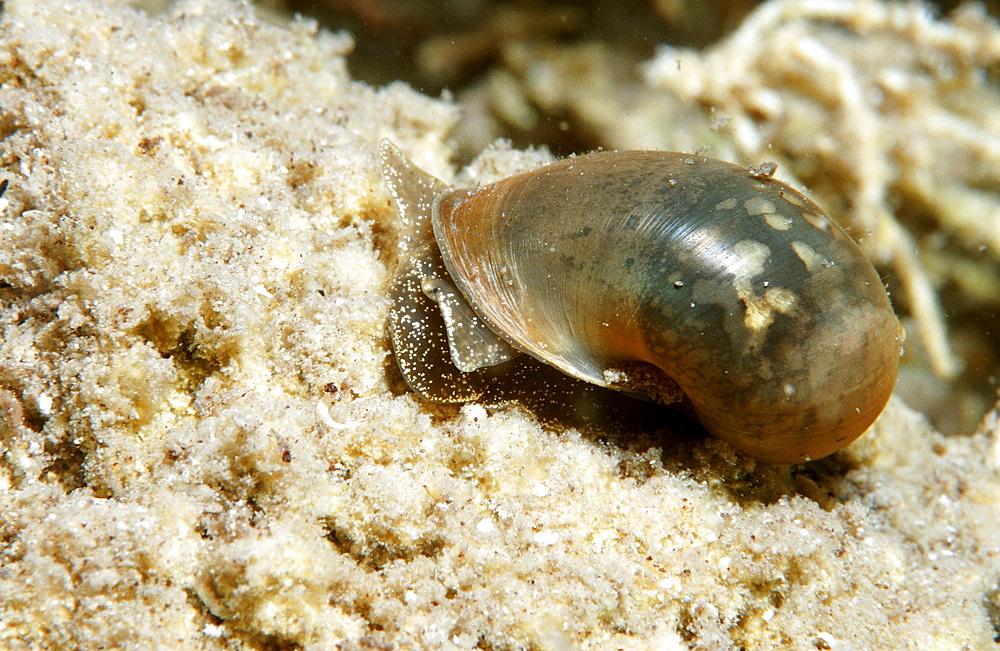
[381,141,903,464]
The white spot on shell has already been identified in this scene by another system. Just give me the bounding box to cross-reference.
[764,213,794,231]
[731,240,770,279]
[791,241,827,273]
[741,287,798,334]
[803,212,830,231]
[743,197,777,216]
[781,191,807,207]
[765,287,797,312]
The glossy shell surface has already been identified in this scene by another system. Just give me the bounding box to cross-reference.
[382,143,903,464]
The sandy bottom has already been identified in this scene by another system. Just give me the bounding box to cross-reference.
[0,1,998,649]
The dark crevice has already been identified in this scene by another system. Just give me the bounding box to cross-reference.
[322,518,446,571]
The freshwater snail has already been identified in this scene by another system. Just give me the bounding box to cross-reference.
[380,140,902,464]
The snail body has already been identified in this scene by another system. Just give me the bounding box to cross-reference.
[381,141,902,464]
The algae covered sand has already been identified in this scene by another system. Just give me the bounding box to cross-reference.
[0,0,999,649]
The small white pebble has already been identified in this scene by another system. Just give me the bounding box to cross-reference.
[762,608,775,622]
[252,284,272,298]
[534,530,559,546]
[315,400,357,430]
[986,415,1000,468]
[108,229,123,245]
[202,624,225,638]
[531,483,550,497]
[37,393,53,415]
[462,403,487,422]
[476,518,495,534]
[315,400,335,428]
[404,590,418,605]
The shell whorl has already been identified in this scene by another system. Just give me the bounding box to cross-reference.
[430,151,901,463]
